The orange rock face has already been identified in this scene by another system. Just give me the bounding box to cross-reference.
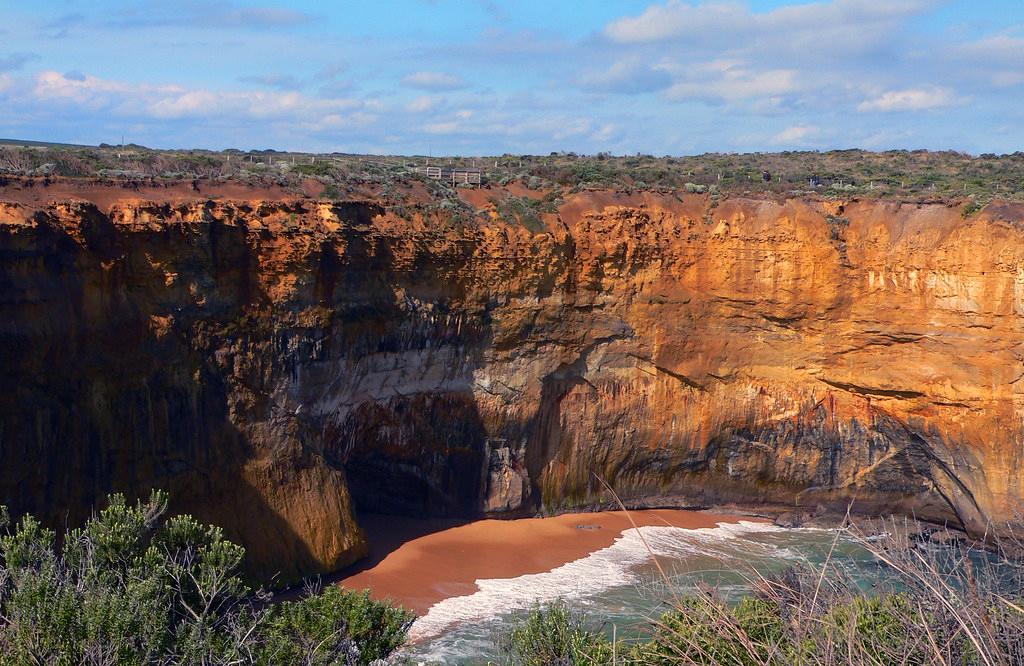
[1,190,1022,582]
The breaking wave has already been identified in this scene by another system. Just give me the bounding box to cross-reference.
[409,520,804,642]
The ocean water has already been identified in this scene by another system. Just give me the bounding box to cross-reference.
[403,522,881,664]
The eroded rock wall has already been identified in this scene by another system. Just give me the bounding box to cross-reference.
[1,192,1022,582]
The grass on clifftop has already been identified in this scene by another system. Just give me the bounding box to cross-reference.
[0,491,413,665]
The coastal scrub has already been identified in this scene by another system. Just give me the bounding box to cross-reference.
[0,491,414,665]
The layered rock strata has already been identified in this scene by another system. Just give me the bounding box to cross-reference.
[1,191,1021,581]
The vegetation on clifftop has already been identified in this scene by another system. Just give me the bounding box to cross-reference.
[0,491,413,665]
[2,141,1022,205]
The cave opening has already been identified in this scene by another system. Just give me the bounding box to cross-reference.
[337,393,492,519]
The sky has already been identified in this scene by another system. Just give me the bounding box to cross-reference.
[0,0,1022,155]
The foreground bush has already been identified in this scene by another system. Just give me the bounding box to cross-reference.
[0,492,414,665]
[499,600,614,665]
[498,526,1024,665]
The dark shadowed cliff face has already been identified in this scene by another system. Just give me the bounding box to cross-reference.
[1,191,1023,583]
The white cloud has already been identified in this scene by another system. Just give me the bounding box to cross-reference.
[605,1,745,44]
[406,95,443,113]
[28,70,372,122]
[580,60,673,94]
[664,63,800,102]
[401,71,467,91]
[550,118,592,141]
[147,90,221,118]
[950,34,1024,89]
[956,34,1024,65]
[857,86,959,112]
[991,72,1024,88]
[424,121,458,134]
[5,68,621,154]
[33,70,137,107]
[605,0,936,48]
[415,109,597,144]
[593,123,620,143]
[770,125,820,145]
[597,0,943,112]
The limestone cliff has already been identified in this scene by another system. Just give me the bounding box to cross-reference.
[1,190,1022,582]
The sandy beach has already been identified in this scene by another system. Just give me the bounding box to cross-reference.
[336,509,759,614]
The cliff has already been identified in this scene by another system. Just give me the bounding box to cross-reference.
[1,188,1022,583]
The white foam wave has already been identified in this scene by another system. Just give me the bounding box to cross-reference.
[409,520,798,641]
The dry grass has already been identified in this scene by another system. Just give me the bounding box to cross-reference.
[498,482,1024,665]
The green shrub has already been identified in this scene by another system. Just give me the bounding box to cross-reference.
[0,492,414,666]
[498,600,613,665]
[321,183,343,200]
[258,587,413,665]
[494,195,548,232]
[630,597,794,666]
[822,593,921,663]
[292,162,335,177]
[571,161,611,185]
[962,199,984,218]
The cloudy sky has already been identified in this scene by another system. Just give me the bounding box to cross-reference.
[1,0,1021,155]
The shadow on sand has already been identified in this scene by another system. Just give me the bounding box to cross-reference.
[331,512,472,581]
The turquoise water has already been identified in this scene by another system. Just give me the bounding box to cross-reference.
[401,522,887,664]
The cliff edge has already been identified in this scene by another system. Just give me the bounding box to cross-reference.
[1,188,1022,583]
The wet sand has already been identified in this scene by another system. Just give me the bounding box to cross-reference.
[337,509,759,614]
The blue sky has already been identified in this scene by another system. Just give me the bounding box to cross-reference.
[0,0,1022,155]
